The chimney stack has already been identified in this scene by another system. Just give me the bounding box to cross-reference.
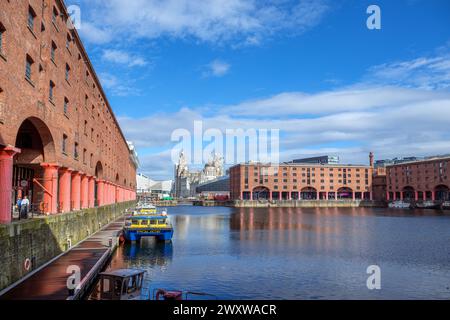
[369,152,374,167]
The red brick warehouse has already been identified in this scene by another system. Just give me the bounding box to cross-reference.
[230,154,375,201]
[0,0,138,223]
[386,156,450,202]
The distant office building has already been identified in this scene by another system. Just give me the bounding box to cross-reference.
[375,157,425,168]
[136,173,172,195]
[290,156,339,165]
[196,176,230,198]
[136,173,155,193]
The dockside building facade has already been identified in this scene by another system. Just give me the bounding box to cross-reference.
[386,156,450,202]
[230,153,375,201]
[0,0,137,223]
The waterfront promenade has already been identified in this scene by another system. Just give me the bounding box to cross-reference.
[0,216,125,300]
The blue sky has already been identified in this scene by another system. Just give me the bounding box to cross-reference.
[66,0,450,180]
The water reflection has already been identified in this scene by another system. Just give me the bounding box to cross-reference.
[108,206,450,300]
[109,240,173,270]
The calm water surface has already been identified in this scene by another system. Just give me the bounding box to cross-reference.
[108,206,450,300]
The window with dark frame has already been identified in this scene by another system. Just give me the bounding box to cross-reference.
[74,142,79,159]
[49,81,55,102]
[62,134,68,154]
[65,63,70,81]
[51,41,57,62]
[0,23,5,54]
[52,7,58,24]
[25,55,33,81]
[28,6,36,31]
[64,97,69,114]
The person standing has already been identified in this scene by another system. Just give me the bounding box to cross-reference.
[20,196,30,219]
[16,197,22,219]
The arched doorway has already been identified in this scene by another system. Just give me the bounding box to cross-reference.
[301,187,317,200]
[403,186,415,201]
[13,117,56,217]
[253,186,270,200]
[435,185,449,201]
[337,187,353,199]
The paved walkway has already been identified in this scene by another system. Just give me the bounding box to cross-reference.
[0,217,125,300]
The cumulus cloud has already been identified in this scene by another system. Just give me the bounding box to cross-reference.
[118,84,450,178]
[225,86,448,117]
[203,59,231,77]
[106,46,450,178]
[102,49,148,67]
[76,0,329,45]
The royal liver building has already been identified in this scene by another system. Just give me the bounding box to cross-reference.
[173,151,224,198]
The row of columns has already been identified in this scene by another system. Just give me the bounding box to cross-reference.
[243,191,373,201]
[52,165,96,213]
[387,191,435,201]
[96,180,136,207]
[40,165,136,215]
[0,145,136,223]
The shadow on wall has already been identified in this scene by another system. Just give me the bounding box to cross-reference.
[0,201,136,292]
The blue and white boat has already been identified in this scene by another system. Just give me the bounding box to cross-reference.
[123,207,173,242]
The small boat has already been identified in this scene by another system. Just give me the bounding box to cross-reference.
[442,202,450,210]
[416,201,441,209]
[89,267,217,300]
[124,209,173,242]
[388,201,412,209]
[132,203,157,214]
[152,288,217,300]
[89,269,146,300]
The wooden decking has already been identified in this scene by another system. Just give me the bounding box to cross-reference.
[0,217,125,300]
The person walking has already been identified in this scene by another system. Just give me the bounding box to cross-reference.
[20,196,30,219]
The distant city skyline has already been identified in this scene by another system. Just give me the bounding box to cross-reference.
[68,0,450,180]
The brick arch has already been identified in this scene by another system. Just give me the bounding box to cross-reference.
[253,186,270,200]
[14,116,56,163]
[301,187,317,200]
[402,186,415,200]
[95,161,103,179]
[435,185,449,201]
[337,187,353,199]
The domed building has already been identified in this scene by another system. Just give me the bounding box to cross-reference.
[173,151,224,198]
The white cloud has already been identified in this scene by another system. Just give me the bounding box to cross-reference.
[76,0,329,45]
[225,86,446,116]
[108,41,450,179]
[203,60,231,78]
[368,52,450,90]
[99,73,141,96]
[119,85,450,179]
[102,49,148,67]
[79,22,113,44]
